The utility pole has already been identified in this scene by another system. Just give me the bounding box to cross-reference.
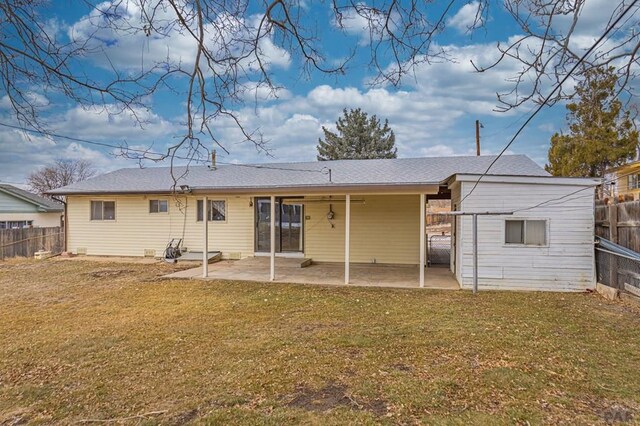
[475,120,482,156]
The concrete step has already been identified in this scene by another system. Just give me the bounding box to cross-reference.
[177,251,222,263]
[246,256,312,268]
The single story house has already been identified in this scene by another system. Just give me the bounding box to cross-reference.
[605,159,640,201]
[50,155,599,291]
[0,184,63,229]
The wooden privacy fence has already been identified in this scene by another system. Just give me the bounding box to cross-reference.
[596,201,640,252]
[0,227,64,260]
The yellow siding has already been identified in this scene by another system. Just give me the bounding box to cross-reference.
[304,195,420,264]
[68,193,422,264]
[0,212,62,227]
[613,162,640,200]
[66,195,254,258]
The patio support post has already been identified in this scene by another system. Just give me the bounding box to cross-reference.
[419,194,426,288]
[202,196,208,278]
[270,195,276,281]
[344,194,351,284]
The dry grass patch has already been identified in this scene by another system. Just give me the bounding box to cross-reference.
[1,258,640,424]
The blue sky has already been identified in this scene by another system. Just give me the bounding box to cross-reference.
[0,0,626,184]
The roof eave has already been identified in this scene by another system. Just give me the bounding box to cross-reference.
[450,173,600,186]
[0,186,62,211]
[51,182,444,196]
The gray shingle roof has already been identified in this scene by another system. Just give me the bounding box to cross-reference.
[48,155,549,195]
[0,184,64,211]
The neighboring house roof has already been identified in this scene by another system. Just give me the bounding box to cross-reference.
[0,184,64,212]
[49,154,550,195]
[605,160,640,174]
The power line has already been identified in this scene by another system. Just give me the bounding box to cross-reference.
[0,121,329,175]
[214,160,327,174]
[459,0,640,205]
[512,167,637,213]
[0,120,176,158]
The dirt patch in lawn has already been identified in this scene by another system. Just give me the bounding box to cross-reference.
[390,363,413,372]
[169,408,200,425]
[286,383,387,416]
[87,269,134,278]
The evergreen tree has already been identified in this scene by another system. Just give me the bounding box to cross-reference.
[317,108,397,161]
[546,66,638,177]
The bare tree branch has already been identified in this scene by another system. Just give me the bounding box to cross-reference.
[1,0,639,174]
[27,159,96,197]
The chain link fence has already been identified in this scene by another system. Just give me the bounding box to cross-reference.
[428,234,451,266]
[595,240,640,295]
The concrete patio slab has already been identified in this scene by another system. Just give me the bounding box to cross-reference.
[163,257,459,289]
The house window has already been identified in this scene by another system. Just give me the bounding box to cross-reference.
[0,220,32,229]
[149,199,168,213]
[90,201,116,221]
[628,174,640,190]
[505,219,547,246]
[197,199,226,222]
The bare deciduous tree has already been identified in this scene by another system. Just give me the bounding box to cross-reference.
[1,0,639,169]
[27,159,96,195]
[471,0,640,111]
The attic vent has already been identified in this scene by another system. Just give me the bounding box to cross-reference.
[76,247,87,255]
[144,249,156,257]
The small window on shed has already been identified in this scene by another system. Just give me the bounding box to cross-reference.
[149,199,168,213]
[505,219,547,246]
[505,220,524,244]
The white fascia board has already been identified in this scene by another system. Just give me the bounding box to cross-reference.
[451,174,601,187]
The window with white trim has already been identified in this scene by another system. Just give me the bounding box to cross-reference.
[0,220,32,229]
[149,199,168,213]
[197,199,226,221]
[505,219,547,246]
[90,201,116,221]
[628,174,640,190]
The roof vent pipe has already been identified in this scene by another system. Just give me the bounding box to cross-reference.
[211,150,217,170]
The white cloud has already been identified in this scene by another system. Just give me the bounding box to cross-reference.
[204,35,566,167]
[1,30,562,183]
[69,1,291,73]
[334,7,373,39]
[0,96,11,110]
[50,104,175,141]
[448,2,485,33]
[0,124,133,184]
[0,100,181,183]
[331,3,396,45]
[0,92,50,111]
[238,82,292,103]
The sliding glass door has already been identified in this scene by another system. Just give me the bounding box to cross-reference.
[255,197,303,253]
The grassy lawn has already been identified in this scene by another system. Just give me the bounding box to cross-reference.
[1,259,640,424]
